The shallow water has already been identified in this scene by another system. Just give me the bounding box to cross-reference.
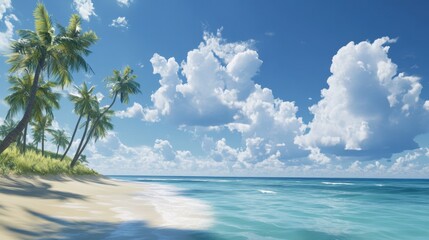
[112,176,429,240]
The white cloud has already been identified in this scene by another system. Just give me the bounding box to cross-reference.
[295,37,429,159]
[143,31,307,163]
[73,0,96,21]
[225,85,307,161]
[116,102,144,119]
[84,131,429,177]
[105,33,429,175]
[424,100,429,111]
[154,139,175,161]
[117,0,132,7]
[0,0,11,20]
[0,13,17,54]
[110,16,128,28]
[145,31,259,125]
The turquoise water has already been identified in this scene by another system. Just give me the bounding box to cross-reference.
[112,176,429,240]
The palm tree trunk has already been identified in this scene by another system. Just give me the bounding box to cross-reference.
[60,115,82,161]
[70,116,90,168]
[23,124,28,154]
[0,60,44,154]
[56,145,59,158]
[17,131,22,152]
[41,130,45,156]
[76,92,118,159]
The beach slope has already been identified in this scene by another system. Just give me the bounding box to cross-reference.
[0,176,212,240]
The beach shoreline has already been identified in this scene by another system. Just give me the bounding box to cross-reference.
[0,175,213,240]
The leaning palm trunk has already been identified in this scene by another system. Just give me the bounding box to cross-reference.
[41,130,45,156]
[0,61,44,154]
[70,116,91,168]
[60,115,82,161]
[16,132,22,149]
[22,124,28,154]
[74,93,118,164]
[56,145,60,158]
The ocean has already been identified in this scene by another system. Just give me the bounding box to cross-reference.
[111,176,429,240]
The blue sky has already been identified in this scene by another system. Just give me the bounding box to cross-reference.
[1,0,429,177]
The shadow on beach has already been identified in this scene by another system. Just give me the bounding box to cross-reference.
[0,175,117,200]
[3,208,220,240]
[0,176,87,200]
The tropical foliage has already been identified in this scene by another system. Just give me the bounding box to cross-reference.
[0,145,96,175]
[5,72,60,153]
[0,3,97,154]
[71,66,140,167]
[0,3,140,174]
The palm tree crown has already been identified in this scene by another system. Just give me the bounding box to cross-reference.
[91,108,114,142]
[60,82,99,161]
[4,71,60,153]
[0,3,97,154]
[71,66,140,167]
[0,119,18,139]
[48,129,69,157]
[69,83,99,116]
[5,72,60,121]
[31,115,53,156]
[106,66,141,104]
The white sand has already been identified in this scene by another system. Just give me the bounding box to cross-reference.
[0,176,213,239]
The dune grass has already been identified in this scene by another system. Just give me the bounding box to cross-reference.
[0,146,97,175]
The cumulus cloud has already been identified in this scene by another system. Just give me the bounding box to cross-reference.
[117,0,132,7]
[73,0,96,21]
[110,16,128,28]
[84,132,429,177]
[146,31,261,125]
[113,33,429,175]
[0,0,11,20]
[0,13,17,54]
[295,37,429,159]
[143,30,307,163]
[116,102,144,119]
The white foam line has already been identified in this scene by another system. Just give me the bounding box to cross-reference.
[258,189,277,194]
[135,183,213,230]
[322,182,354,186]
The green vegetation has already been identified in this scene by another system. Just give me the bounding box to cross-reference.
[0,3,141,174]
[0,145,97,175]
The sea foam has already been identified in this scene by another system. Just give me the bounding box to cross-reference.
[321,182,354,186]
[258,189,277,194]
[134,183,213,230]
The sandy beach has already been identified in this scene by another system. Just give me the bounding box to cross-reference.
[0,176,213,240]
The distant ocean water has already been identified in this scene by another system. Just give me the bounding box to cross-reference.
[111,176,429,240]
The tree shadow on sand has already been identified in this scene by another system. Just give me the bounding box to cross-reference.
[0,176,86,200]
[0,175,120,201]
[3,208,222,240]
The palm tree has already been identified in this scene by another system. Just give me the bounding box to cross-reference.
[4,72,60,153]
[0,3,97,154]
[71,66,140,166]
[48,129,69,158]
[78,154,88,165]
[32,128,43,151]
[60,83,99,161]
[91,109,114,142]
[0,119,18,140]
[31,115,52,156]
[70,108,113,168]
